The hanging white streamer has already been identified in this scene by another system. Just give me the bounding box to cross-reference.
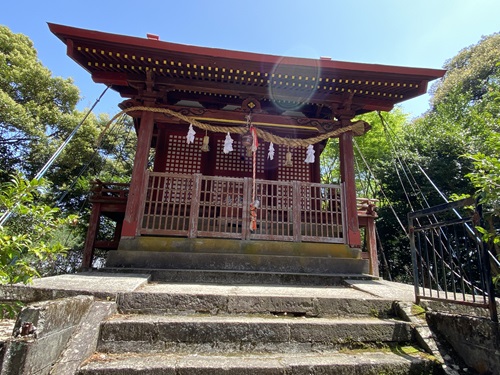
[186,124,196,144]
[223,132,234,153]
[304,144,315,163]
[267,142,275,160]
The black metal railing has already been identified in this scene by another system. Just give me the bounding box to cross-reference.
[409,198,498,321]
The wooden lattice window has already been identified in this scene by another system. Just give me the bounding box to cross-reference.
[214,137,265,178]
[277,147,311,182]
[164,134,202,174]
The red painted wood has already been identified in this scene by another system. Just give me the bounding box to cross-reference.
[114,220,123,242]
[50,23,442,255]
[153,127,168,172]
[241,178,251,240]
[92,71,129,86]
[292,180,302,242]
[358,214,379,276]
[48,23,446,80]
[188,174,202,238]
[49,22,446,117]
[339,131,361,248]
[363,215,379,277]
[122,110,155,237]
[312,143,321,183]
[82,202,101,269]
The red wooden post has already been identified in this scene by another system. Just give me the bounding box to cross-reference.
[339,131,362,248]
[241,178,251,240]
[365,216,379,276]
[153,126,168,172]
[82,202,101,269]
[312,143,322,183]
[292,180,302,242]
[113,219,123,243]
[188,174,201,238]
[121,110,155,238]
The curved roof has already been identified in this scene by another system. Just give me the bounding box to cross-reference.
[49,23,445,118]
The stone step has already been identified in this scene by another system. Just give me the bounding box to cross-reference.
[115,237,361,258]
[105,251,369,274]
[78,351,436,375]
[117,283,395,317]
[104,267,376,286]
[97,315,412,354]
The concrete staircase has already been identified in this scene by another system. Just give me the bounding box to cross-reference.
[76,273,439,374]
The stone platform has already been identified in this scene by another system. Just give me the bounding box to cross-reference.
[0,271,415,303]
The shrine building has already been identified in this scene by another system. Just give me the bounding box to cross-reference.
[49,23,445,276]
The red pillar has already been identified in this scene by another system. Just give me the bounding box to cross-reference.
[339,131,362,248]
[121,110,155,238]
[359,217,380,277]
[82,202,101,269]
[153,126,168,172]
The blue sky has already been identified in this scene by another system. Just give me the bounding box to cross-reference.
[1,0,499,118]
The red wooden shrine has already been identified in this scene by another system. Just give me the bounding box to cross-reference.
[50,24,445,274]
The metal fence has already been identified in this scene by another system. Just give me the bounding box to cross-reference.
[409,198,498,321]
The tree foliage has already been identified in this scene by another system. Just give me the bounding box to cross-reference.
[432,33,500,106]
[0,174,77,284]
[0,26,137,280]
[468,150,500,243]
[0,25,79,180]
[0,26,136,197]
[320,32,500,282]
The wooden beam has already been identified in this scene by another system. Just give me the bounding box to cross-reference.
[94,72,405,111]
[92,71,129,86]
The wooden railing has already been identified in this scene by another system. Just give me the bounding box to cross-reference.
[89,180,130,204]
[141,172,345,243]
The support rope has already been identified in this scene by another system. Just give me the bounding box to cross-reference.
[353,139,408,235]
[0,86,110,226]
[96,106,367,148]
[56,113,128,205]
[378,112,431,210]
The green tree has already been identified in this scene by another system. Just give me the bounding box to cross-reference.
[465,134,500,286]
[321,108,408,197]
[0,26,137,275]
[374,32,500,282]
[424,32,500,246]
[467,144,500,241]
[0,26,135,202]
[321,109,415,281]
[320,33,500,282]
[432,32,500,107]
[0,174,77,284]
[0,25,79,181]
